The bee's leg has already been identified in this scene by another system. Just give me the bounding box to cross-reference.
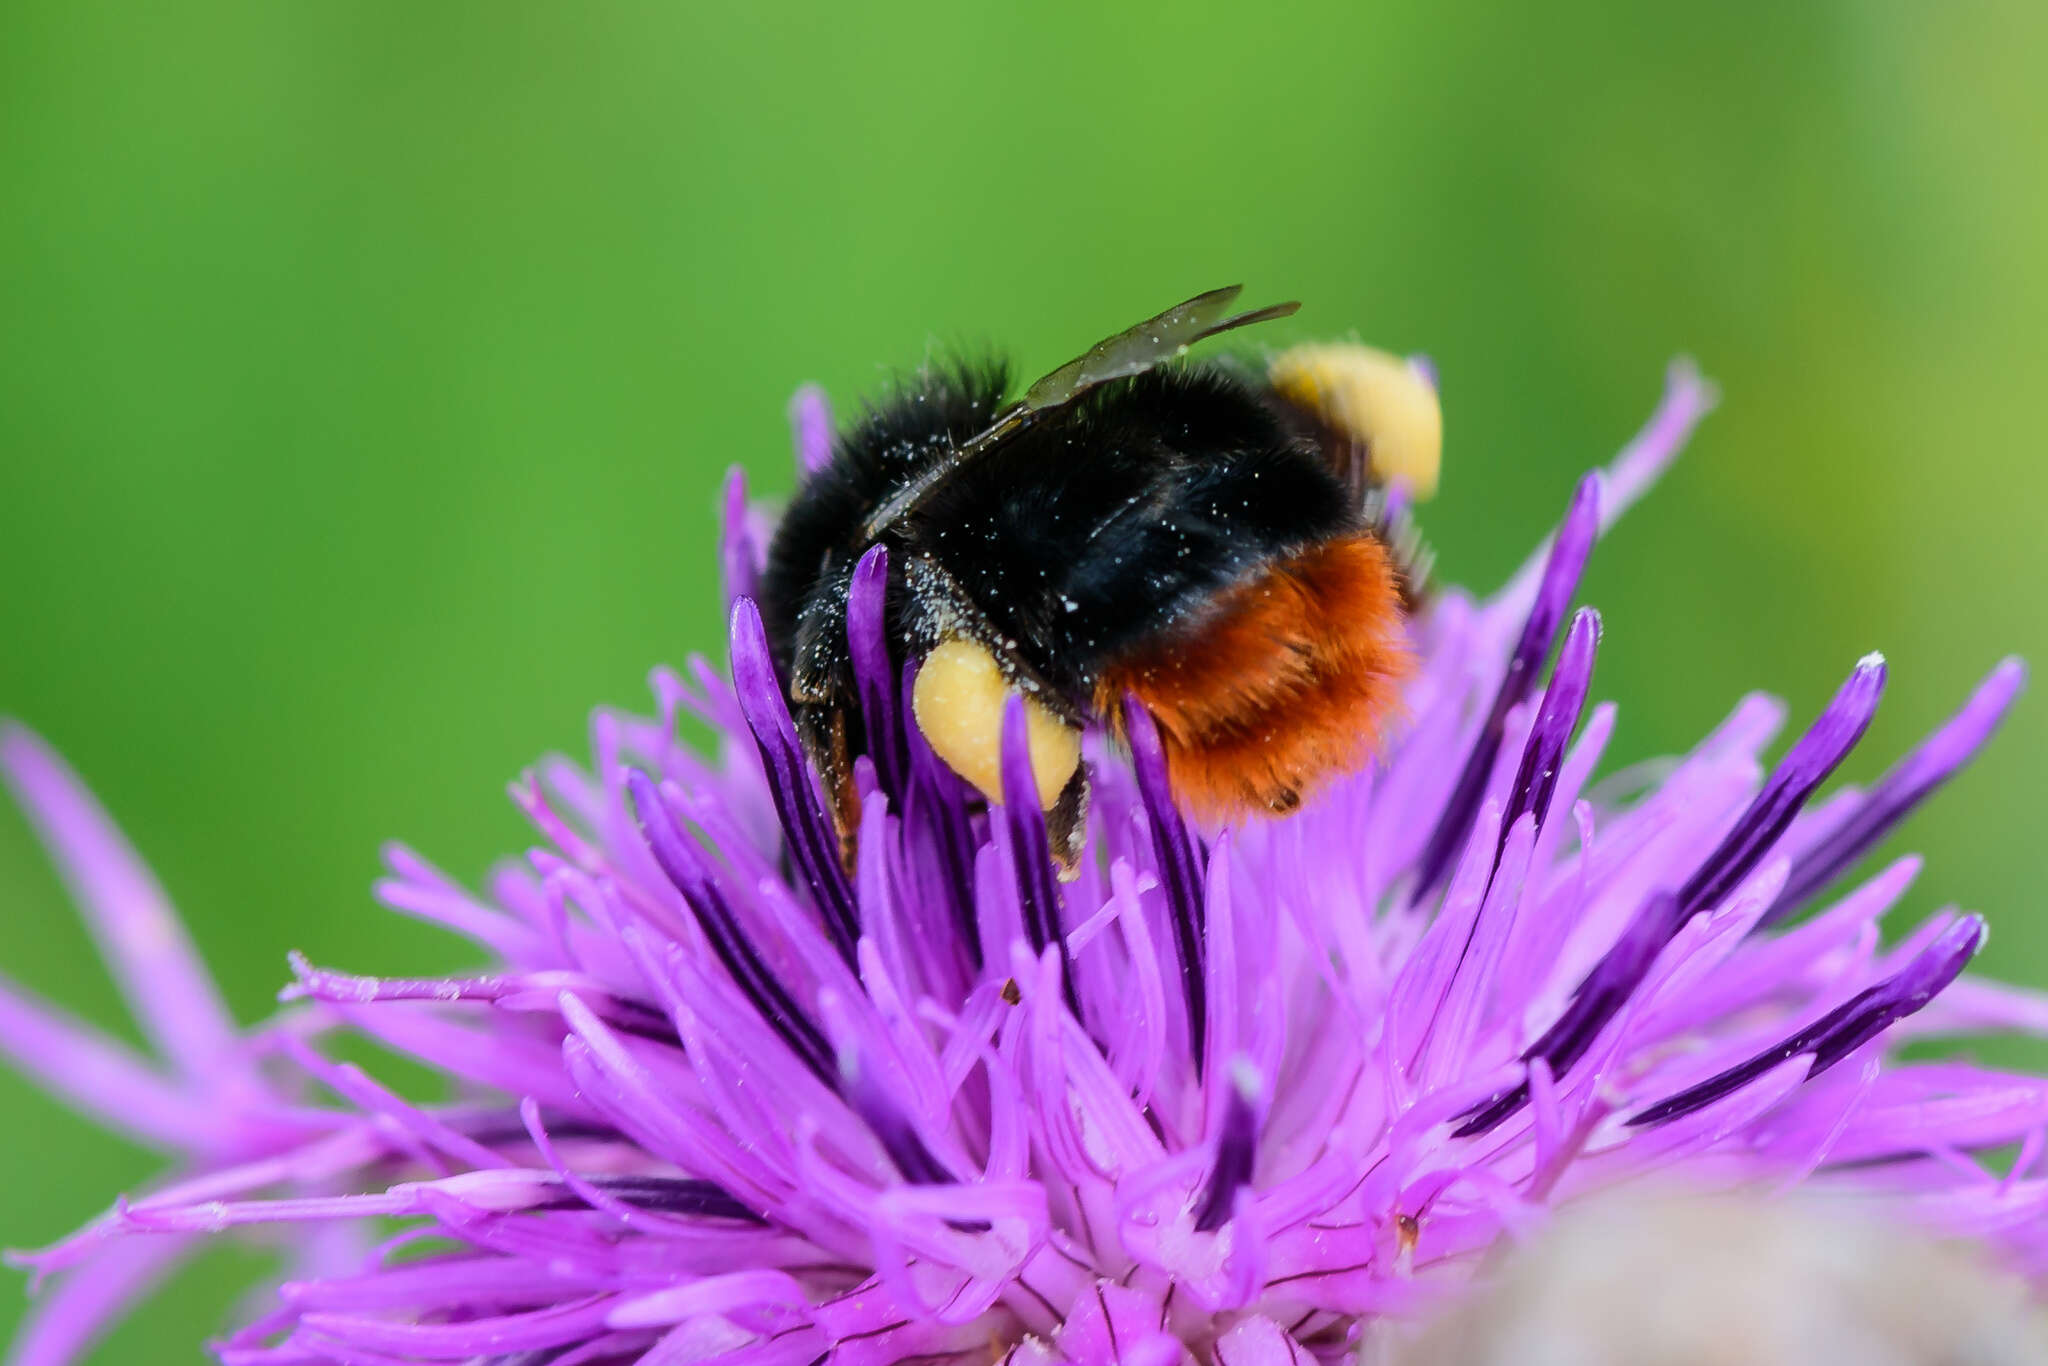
[794,701,861,871]
[1045,763,1091,881]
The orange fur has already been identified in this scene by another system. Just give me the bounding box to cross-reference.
[1095,535,1411,821]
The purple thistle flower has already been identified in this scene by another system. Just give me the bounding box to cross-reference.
[7,359,2048,1366]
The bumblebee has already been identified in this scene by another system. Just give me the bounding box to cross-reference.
[759,288,1440,866]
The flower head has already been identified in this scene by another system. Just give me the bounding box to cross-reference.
[7,360,2048,1366]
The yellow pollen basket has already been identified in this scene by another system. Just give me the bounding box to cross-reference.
[1269,342,1443,500]
[911,637,1080,811]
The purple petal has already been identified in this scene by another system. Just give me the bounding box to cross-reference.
[280,1250,613,1315]
[902,663,981,966]
[0,973,221,1152]
[727,598,860,962]
[1764,658,2024,926]
[626,770,834,1081]
[374,846,552,965]
[1454,891,1686,1136]
[846,545,906,801]
[834,1030,960,1192]
[606,1269,809,1329]
[6,1234,195,1366]
[999,698,1076,1017]
[1461,657,1886,1135]
[1124,697,1206,1071]
[1193,1061,1264,1232]
[1680,653,1886,916]
[788,384,834,479]
[1500,607,1600,853]
[1631,916,1985,1126]
[1596,358,1716,534]
[297,1293,618,1358]
[720,465,762,609]
[1413,475,1600,902]
[0,724,241,1082]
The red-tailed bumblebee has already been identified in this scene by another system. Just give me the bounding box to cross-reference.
[759,287,1440,866]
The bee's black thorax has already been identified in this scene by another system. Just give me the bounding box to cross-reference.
[759,360,1358,712]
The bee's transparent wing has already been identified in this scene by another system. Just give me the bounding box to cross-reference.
[1014,285,1299,413]
[862,286,1298,537]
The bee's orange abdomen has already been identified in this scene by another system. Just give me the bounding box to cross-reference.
[1098,534,1411,821]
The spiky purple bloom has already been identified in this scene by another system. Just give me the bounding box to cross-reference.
[7,360,2048,1366]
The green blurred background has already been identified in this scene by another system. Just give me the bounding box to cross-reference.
[3,0,2045,1356]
